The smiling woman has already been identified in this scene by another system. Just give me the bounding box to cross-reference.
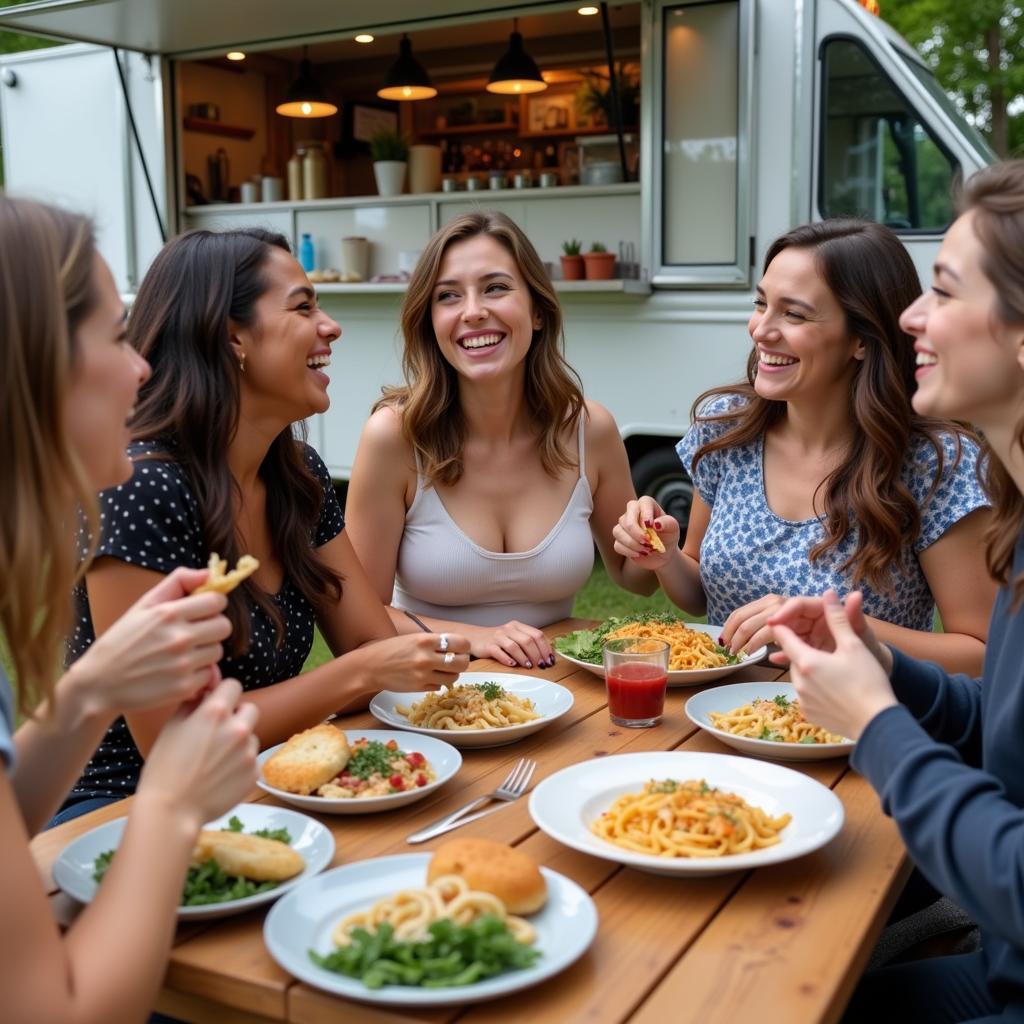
[613,218,996,675]
[345,210,660,669]
[55,227,473,824]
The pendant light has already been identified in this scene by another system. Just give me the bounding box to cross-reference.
[378,35,437,101]
[276,48,337,118]
[487,20,547,95]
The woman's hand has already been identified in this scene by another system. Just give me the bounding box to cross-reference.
[720,594,787,654]
[772,591,898,740]
[358,632,471,691]
[468,621,555,669]
[612,496,679,570]
[766,590,892,673]
[71,567,231,721]
[136,678,259,830]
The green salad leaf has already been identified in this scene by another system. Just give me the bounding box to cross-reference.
[93,819,293,906]
[309,915,541,989]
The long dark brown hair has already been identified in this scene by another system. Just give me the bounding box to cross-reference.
[127,228,341,654]
[960,162,1024,598]
[0,198,99,715]
[691,219,973,592]
[376,211,585,486]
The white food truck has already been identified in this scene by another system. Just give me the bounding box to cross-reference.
[0,0,993,523]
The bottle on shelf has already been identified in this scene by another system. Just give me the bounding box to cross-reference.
[302,142,328,200]
[287,149,304,201]
[299,233,315,272]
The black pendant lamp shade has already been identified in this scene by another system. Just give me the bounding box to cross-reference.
[487,25,547,94]
[378,35,437,101]
[276,57,337,118]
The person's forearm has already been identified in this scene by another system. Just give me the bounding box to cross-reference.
[12,666,112,834]
[61,792,196,1024]
[869,616,985,676]
[652,550,707,616]
[603,552,661,597]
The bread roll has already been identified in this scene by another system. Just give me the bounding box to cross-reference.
[428,838,547,914]
[262,723,350,795]
[192,830,304,881]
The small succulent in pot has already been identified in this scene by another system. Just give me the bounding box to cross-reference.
[369,129,410,163]
[562,238,583,256]
[560,239,585,280]
[582,242,616,280]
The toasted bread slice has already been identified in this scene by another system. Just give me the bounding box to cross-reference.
[262,723,350,795]
[192,829,304,881]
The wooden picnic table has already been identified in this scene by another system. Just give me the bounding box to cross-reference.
[32,618,910,1024]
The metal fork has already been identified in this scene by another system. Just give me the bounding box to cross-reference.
[406,758,537,844]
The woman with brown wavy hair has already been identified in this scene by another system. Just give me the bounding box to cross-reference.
[0,196,259,1022]
[615,219,994,673]
[768,161,1024,1023]
[346,211,655,668]
[58,227,469,820]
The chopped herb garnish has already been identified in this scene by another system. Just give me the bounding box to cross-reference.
[347,739,399,780]
[772,694,791,708]
[650,779,679,794]
[472,681,506,701]
[798,735,819,744]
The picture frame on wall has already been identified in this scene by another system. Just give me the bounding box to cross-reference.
[336,100,399,157]
[526,93,575,134]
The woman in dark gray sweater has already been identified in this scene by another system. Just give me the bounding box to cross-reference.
[771,160,1024,1023]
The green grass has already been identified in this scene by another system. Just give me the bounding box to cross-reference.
[301,559,695,673]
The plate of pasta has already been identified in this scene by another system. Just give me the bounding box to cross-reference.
[257,728,463,813]
[529,751,844,876]
[685,683,855,761]
[263,851,598,1005]
[554,616,766,686]
[369,673,574,748]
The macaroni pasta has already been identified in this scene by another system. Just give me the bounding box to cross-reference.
[397,683,539,731]
[604,621,736,671]
[591,778,791,858]
[709,695,847,745]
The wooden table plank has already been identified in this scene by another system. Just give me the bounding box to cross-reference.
[629,771,909,1024]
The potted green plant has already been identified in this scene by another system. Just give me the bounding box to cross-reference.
[370,129,409,196]
[578,64,640,129]
[582,242,616,280]
[560,238,584,281]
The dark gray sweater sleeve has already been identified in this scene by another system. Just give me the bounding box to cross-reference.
[852,652,1024,946]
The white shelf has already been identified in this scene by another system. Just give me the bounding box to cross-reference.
[312,279,648,296]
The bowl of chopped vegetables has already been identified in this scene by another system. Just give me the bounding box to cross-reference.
[257,730,462,813]
[53,803,335,920]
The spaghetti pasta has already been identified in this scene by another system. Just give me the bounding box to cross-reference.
[709,694,847,745]
[331,874,536,946]
[397,682,540,731]
[604,621,737,671]
[591,778,791,858]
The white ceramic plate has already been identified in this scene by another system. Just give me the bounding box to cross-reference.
[369,673,574,748]
[554,622,767,687]
[685,682,855,761]
[263,852,598,1006]
[257,729,462,813]
[53,803,335,920]
[529,750,844,877]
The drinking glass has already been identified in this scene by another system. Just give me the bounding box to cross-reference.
[603,638,670,728]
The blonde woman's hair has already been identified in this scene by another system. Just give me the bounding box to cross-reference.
[376,210,585,485]
[0,197,99,716]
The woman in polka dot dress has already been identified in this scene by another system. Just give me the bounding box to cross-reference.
[614,220,995,674]
[58,228,470,821]
[0,197,259,1022]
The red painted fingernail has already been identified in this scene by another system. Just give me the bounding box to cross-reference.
[644,519,653,527]
[654,522,662,530]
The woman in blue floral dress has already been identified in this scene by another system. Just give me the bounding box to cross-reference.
[614,220,994,673]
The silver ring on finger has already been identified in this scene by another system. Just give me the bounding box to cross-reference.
[438,633,450,652]
[443,651,455,666]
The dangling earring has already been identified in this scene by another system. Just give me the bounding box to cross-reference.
[238,352,247,374]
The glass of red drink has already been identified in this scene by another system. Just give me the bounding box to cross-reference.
[603,638,670,728]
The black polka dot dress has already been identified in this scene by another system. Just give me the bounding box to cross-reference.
[65,440,345,803]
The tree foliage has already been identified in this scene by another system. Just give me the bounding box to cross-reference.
[881,0,1024,157]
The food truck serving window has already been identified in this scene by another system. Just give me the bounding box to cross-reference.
[646,0,754,287]
[819,36,957,232]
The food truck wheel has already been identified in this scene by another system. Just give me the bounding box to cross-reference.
[630,447,693,540]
